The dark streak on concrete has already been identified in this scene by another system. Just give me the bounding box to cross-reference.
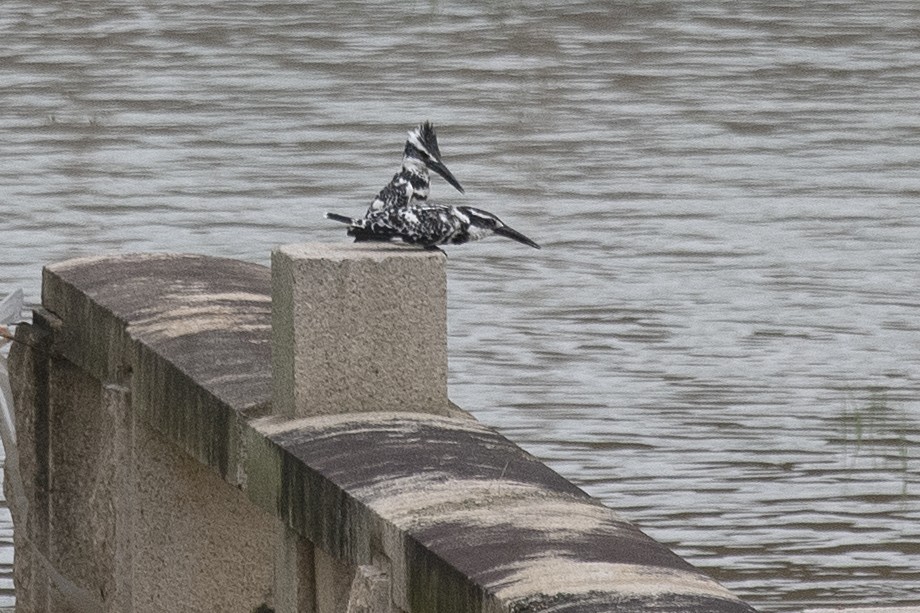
[422,520,698,585]
[133,344,235,478]
[277,447,363,563]
[271,418,587,499]
[33,252,757,613]
[405,533,491,613]
[41,254,271,480]
[267,416,715,596]
[43,254,271,411]
[10,322,54,558]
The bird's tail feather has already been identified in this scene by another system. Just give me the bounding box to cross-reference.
[350,227,396,242]
[324,212,355,225]
[324,212,395,243]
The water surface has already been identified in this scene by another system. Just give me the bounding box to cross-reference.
[2,2,919,610]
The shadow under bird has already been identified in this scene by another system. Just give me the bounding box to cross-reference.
[367,121,464,215]
[326,204,540,250]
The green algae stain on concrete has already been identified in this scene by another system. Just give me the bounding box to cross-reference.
[405,535,487,613]
[133,343,235,481]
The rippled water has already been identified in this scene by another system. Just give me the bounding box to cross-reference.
[2,1,920,610]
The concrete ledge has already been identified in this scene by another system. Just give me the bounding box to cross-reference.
[246,412,749,612]
[42,253,272,406]
[803,608,920,613]
[42,253,272,481]
[17,252,754,612]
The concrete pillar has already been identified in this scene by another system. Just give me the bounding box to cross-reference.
[273,526,316,613]
[106,382,134,613]
[271,243,449,418]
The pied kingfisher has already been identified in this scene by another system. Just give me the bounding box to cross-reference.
[326,204,540,250]
[367,121,464,215]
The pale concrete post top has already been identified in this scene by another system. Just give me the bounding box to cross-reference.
[272,242,450,419]
[274,241,445,262]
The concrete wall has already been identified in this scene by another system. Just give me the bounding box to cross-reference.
[6,248,756,613]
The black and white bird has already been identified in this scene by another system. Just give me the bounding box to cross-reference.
[326,204,540,250]
[367,121,464,215]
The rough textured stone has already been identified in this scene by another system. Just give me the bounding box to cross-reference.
[42,253,272,414]
[130,423,276,612]
[42,253,272,482]
[345,564,390,613]
[13,254,282,611]
[46,359,113,603]
[107,382,134,613]
[250,412,755,613]
[272,243,449,418]
[314,546,356,613]
[7,323,52,612]
[273,526,316,613]
[9,251,755,613]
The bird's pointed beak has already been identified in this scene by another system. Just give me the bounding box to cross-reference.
[494,225,541,249]
[427,158,465,194]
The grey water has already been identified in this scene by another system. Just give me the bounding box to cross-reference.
[2,1,919,610]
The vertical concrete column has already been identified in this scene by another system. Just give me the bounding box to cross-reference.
[105,382,134,613]
[271,243,449,418]
[272,526,316,613]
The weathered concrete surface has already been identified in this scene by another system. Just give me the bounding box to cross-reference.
[6,322,52,612]
[12,254,280,612]
[249,412,753,613]
[42,253,272,408]
[42,253,273,482]
[129,413,276,611]
[272,243,449,418]
[803,609,920,613]
[46,359,114,610]
[9,251,755,613]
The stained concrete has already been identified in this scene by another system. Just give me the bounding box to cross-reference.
[42,253,272,483]
[8,251,756,613]
[46,359,114,606]
[42,253,272,413]
[12,254,280,612]
[250,412,749,613]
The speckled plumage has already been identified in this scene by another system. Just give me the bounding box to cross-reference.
[367,121,464,215]
[326,204,540,250]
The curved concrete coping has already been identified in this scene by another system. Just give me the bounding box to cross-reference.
[40,252,755,613]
